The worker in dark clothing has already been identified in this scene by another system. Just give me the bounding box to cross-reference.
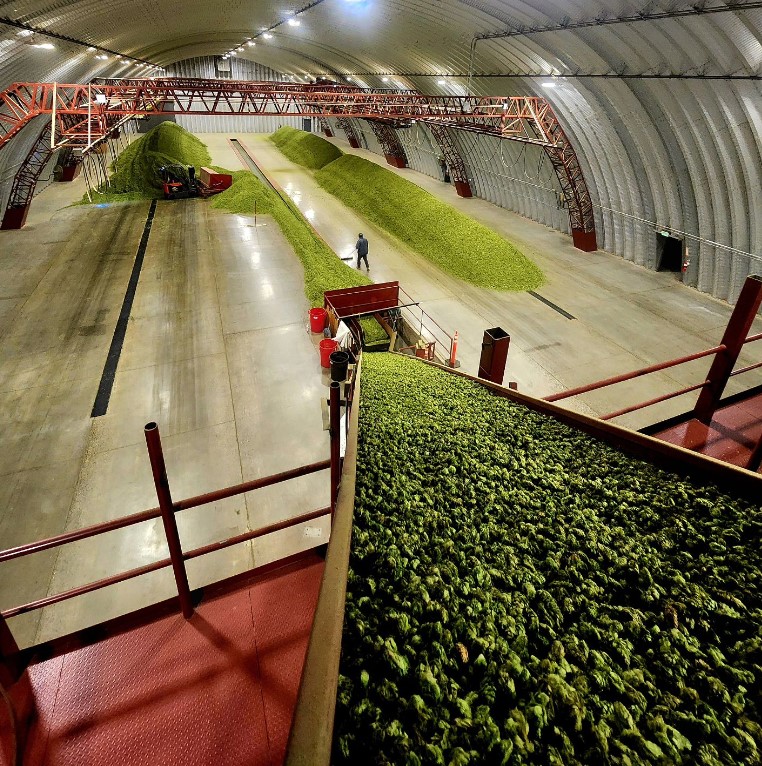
[356,233,370,270]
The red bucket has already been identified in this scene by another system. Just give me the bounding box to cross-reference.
[309,307,327,333]
[319,338,339,368]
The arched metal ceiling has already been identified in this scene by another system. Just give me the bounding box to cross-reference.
[1,0,760,301]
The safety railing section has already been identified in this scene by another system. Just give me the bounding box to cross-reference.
[394,285,458,367]
[324,283,458,367]
[0,419,342,648]
[543,274,762,471]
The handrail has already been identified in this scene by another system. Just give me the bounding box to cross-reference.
[0,425,338,626]
[174,459,330,512]
[0,460,330,563]
[0,506,162,564]
[730,360,762,377]
[545,345,725,403]
[601,380,710,421]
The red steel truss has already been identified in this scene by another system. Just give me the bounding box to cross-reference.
[317,117,333,137]
[1,120,52,229]
[0,78,596,241]
[365,120,408,168]
[428,123,472,197]
[335,117,362,149]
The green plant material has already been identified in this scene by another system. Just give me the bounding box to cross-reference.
[359,316,389,347]
[315,154,543,291]
[268,128,543,291]
[270,126,343,169]
[80,122,212,204]
[211,169,370,306]
[334,353,762,765]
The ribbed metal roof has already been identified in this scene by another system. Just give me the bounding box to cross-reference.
[1,0,760,300]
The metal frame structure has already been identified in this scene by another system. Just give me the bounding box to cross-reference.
[0,78,597,246]
[335,116,361,148]
[0,119,51,230]
[318,117,333,137]
[544,275,762,469]
[428,123,472,197]
[364,119,408,168]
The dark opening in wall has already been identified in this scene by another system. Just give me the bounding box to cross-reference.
[656,232,684,272]
[302,118,313,133]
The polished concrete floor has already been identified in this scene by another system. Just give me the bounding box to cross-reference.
[1,131,760,648]
[202,133,762,428]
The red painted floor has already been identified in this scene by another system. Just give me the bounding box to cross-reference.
[652,391,762,470]
[18,556,324,766]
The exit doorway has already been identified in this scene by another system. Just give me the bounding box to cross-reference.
[656,232,684,272]
[302,118,313,132]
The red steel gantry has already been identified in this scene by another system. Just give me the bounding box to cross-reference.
[0,78,596,249]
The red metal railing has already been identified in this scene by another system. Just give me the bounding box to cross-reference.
[545,344,725,410]
[323,282,458,367]
[0,420,340,628]
[543,275,762,470]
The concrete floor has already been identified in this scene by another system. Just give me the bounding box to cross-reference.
[1,169,330,648]
[204,132,762,429]
[1,131,760,648]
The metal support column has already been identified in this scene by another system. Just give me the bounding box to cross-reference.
[336,117,361,149]
[693,275,762,424]
[329,382,341,514]
[318,117,333,137]
[144,422,193,619]
[1,120,53,230]
[365,119,408,168]
[428,123,472,197]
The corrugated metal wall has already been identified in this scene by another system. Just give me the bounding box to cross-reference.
[166,56,283,82]
[2,0,761,303]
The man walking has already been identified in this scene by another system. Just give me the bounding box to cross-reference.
[355,233,370,270]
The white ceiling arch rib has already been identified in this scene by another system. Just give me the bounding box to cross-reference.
[0,0,759,302]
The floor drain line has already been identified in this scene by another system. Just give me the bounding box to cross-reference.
[91,200,157,418]
[528,291,576,320]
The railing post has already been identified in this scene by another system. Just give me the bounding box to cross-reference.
[747,433,762,474]
[694,275,762,424]
[144,422,193,619]
[0,613,20,687]
[329,382,341,514]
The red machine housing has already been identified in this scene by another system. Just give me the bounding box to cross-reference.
[200,167,232,193]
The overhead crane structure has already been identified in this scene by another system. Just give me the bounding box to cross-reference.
[0,78,596,248]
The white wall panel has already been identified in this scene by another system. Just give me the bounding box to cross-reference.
[175,114,302,134]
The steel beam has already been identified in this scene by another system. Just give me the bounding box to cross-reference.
[365,120,408,167]
[0,79,596,245]
[693,275,762,424]
[336,117,362,148]
[428,123,472,197]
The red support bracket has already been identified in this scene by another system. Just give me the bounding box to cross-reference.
[336,117,361,149]
[428,124,472,197]
[693,275,762,424]
[365,119,408,168]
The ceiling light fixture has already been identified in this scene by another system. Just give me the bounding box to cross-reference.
[263,32,274,39]
[33,42,55,49]
[247,40,256,46]
[287,17,300,26]
[16,29,33,37]
[382,77,389,82]
[237,46,244,51]
[541,81,557,87]
[437,79,446,84]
